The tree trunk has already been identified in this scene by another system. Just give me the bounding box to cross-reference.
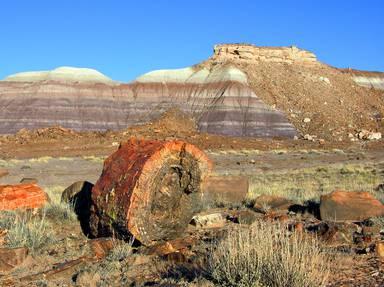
[90,138,212,246]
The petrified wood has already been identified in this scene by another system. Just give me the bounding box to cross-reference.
[90,138,212,246]
[0,183,48,210]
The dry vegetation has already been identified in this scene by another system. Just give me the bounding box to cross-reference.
[208,221,331,287]
[248,162,384,203]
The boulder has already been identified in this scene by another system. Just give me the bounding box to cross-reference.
[253,194,294,213]
[61,181,94,236]
[201,176,248,206]
[320,190,384,221]
[90,138,212,246]
[0,183,48,210]
[61,180,94,204]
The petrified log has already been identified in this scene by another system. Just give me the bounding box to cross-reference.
[0,183,48,210]
[90,138,212,246]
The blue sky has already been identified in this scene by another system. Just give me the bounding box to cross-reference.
[1,0,383,82]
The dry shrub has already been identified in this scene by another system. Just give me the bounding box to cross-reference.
[5,212,54,252]
[208,221,330,287]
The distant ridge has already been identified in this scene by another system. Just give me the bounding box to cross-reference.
[3,66,116,84]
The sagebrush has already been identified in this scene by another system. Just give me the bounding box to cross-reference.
[209,221,330,287]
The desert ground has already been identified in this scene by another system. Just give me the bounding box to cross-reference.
[0,116,383,287]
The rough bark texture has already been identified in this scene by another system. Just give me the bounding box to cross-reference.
[0,183,48,210]
[90,138,212,246]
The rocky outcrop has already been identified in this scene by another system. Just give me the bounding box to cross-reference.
[212,44,318,64]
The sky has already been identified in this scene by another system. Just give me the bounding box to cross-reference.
[1,0,383,82]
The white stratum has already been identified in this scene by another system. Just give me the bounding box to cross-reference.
[135,66,248,84]
[3,66,116,84]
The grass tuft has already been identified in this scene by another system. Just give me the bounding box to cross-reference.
[208,221,330,287]
[5,212,55,252]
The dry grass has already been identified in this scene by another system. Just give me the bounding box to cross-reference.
[4,211,55,252]
[248,163,384,203]
[43,185,78,222]
[107,237,134,262]
[208,221,330,287]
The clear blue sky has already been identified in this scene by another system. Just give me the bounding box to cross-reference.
[1,0,383,82]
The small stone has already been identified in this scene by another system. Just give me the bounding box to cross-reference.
[304,134,313,141]
[376,242,384,258]
[19,178,38,184]
[190,212,225,228]
[303,118,311,123]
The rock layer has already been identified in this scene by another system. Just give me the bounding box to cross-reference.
[0,65,298,138]
[341,69,384,90]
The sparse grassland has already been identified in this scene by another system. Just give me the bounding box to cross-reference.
[208,221,330,287]
[248,162,384,203]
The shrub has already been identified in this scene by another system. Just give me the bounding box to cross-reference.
[208,221,330,287]
[107,238,134,262]
[6,212,54,252]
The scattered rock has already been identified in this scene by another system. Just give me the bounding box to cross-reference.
[19,178,38,184]
[88,238,115,259]
[356,130,382,140]
[0,183,48,210]
[190,211,225,228]
[376,241,384,258]
[234,209,263,225]
[303,134,315,141]
[320,190,384,221]
[253,194,294,213]
[0,169,9,179]
[90,138,212,246]
[303,117,311,123]
[201,176,248,206]
[0,247,29,273]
